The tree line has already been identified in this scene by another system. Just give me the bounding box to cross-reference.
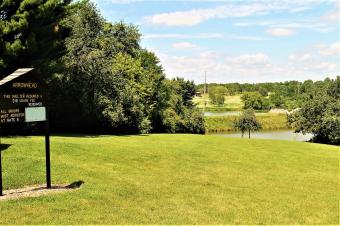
[199,78,339,145]
[199,78,338,110]
[0,0,205,134]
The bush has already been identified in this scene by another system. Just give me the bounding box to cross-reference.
[162,108,205,134]
[241,92,266,110]
[288,77,340,145]
[209,86,228,105]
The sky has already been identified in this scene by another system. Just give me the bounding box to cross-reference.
[91,0,339,84]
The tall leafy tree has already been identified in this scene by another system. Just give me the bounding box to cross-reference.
[101,22,140,57]
[0,0,70,75]
[288,77,340,144]
[209,85,228,105]
[48,0,106,131]
[49,1,205,134]
[241,92,266,110]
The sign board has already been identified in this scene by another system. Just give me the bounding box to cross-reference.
[0,68,51,196]
[0,68,46,124]
[25,107,46,122]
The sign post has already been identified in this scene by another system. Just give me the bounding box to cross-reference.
[0,68,50,196]
[0,138,2,196]
[45,115,51,189]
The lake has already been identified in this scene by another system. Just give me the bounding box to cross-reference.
[212,130,313,142]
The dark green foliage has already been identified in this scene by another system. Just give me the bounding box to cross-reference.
[47,1,204,134]
[209,86,228,105]
[269,92,285,108]
[288,77,340,145]
[102,22,140,57]
[241,92,267,110]
[0,0,70,75]
[161,78,204,134]
[197,80,335,110]
[258,87,268,96]
[233,109,262,138]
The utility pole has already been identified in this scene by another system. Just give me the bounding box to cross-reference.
[204,71,207,94]
[204,71,208,112]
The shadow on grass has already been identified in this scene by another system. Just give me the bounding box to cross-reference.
[0,134,150,139]
[0,181,85,201]
[52,133,150,138]
[0,144,12,152]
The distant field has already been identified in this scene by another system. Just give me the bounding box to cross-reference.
[193,94,243,111]
[0,135,338,224]
[205,113,290,133]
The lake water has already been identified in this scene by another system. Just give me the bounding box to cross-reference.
[212,130,313,142]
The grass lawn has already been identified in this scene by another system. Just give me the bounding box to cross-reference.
[193,94,243,111]
[205,113,290,133]
[0,134,338,224]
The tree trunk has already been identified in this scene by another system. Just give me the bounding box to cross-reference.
[248,129,250,139]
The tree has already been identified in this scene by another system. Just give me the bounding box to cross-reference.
[241,92,266,110]
[49,0,106,131]
[258,87,268,97]
[1,0,205,134]
[288,77,340,144]
[269,92,285,108]
[48,1,205,134]
[101,22,140,57]
[163,78,205,134]
[209,85,228,105]
[0,0,70,75]
[233,109,262,139]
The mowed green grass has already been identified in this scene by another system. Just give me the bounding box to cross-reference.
[205,113,289,133]
[0,134,338,224]
[193,94,243,110]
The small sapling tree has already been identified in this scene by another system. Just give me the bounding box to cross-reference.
[233,109,262,139]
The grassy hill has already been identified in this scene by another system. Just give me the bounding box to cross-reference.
[0,135,338,224]
[205,113,289,133]
[193,94,244,111]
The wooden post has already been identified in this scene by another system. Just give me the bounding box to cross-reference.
[0,148,2,196]
[45,114,51,189]
[0,129,2,196]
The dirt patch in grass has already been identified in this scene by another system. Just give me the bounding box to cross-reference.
[0,181,84,201]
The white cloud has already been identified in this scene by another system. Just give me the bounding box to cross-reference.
[318,42,340,55]
[145,8,214,26]
[266,28,295,36]
[143,33,223,39]
[322,1,340,21]
[233,7,337,34]
[228,53,269,65]
[143,33,269,41]
[289,53,312,61]
[311,61,337,71]
[144,1,318,26]
[172,42,197,49]
[153,47,338,83]
[233,20,335,33]
[156,51,272,82]
[225,34,271,41]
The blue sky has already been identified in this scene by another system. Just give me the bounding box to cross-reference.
[92,0,339,83]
